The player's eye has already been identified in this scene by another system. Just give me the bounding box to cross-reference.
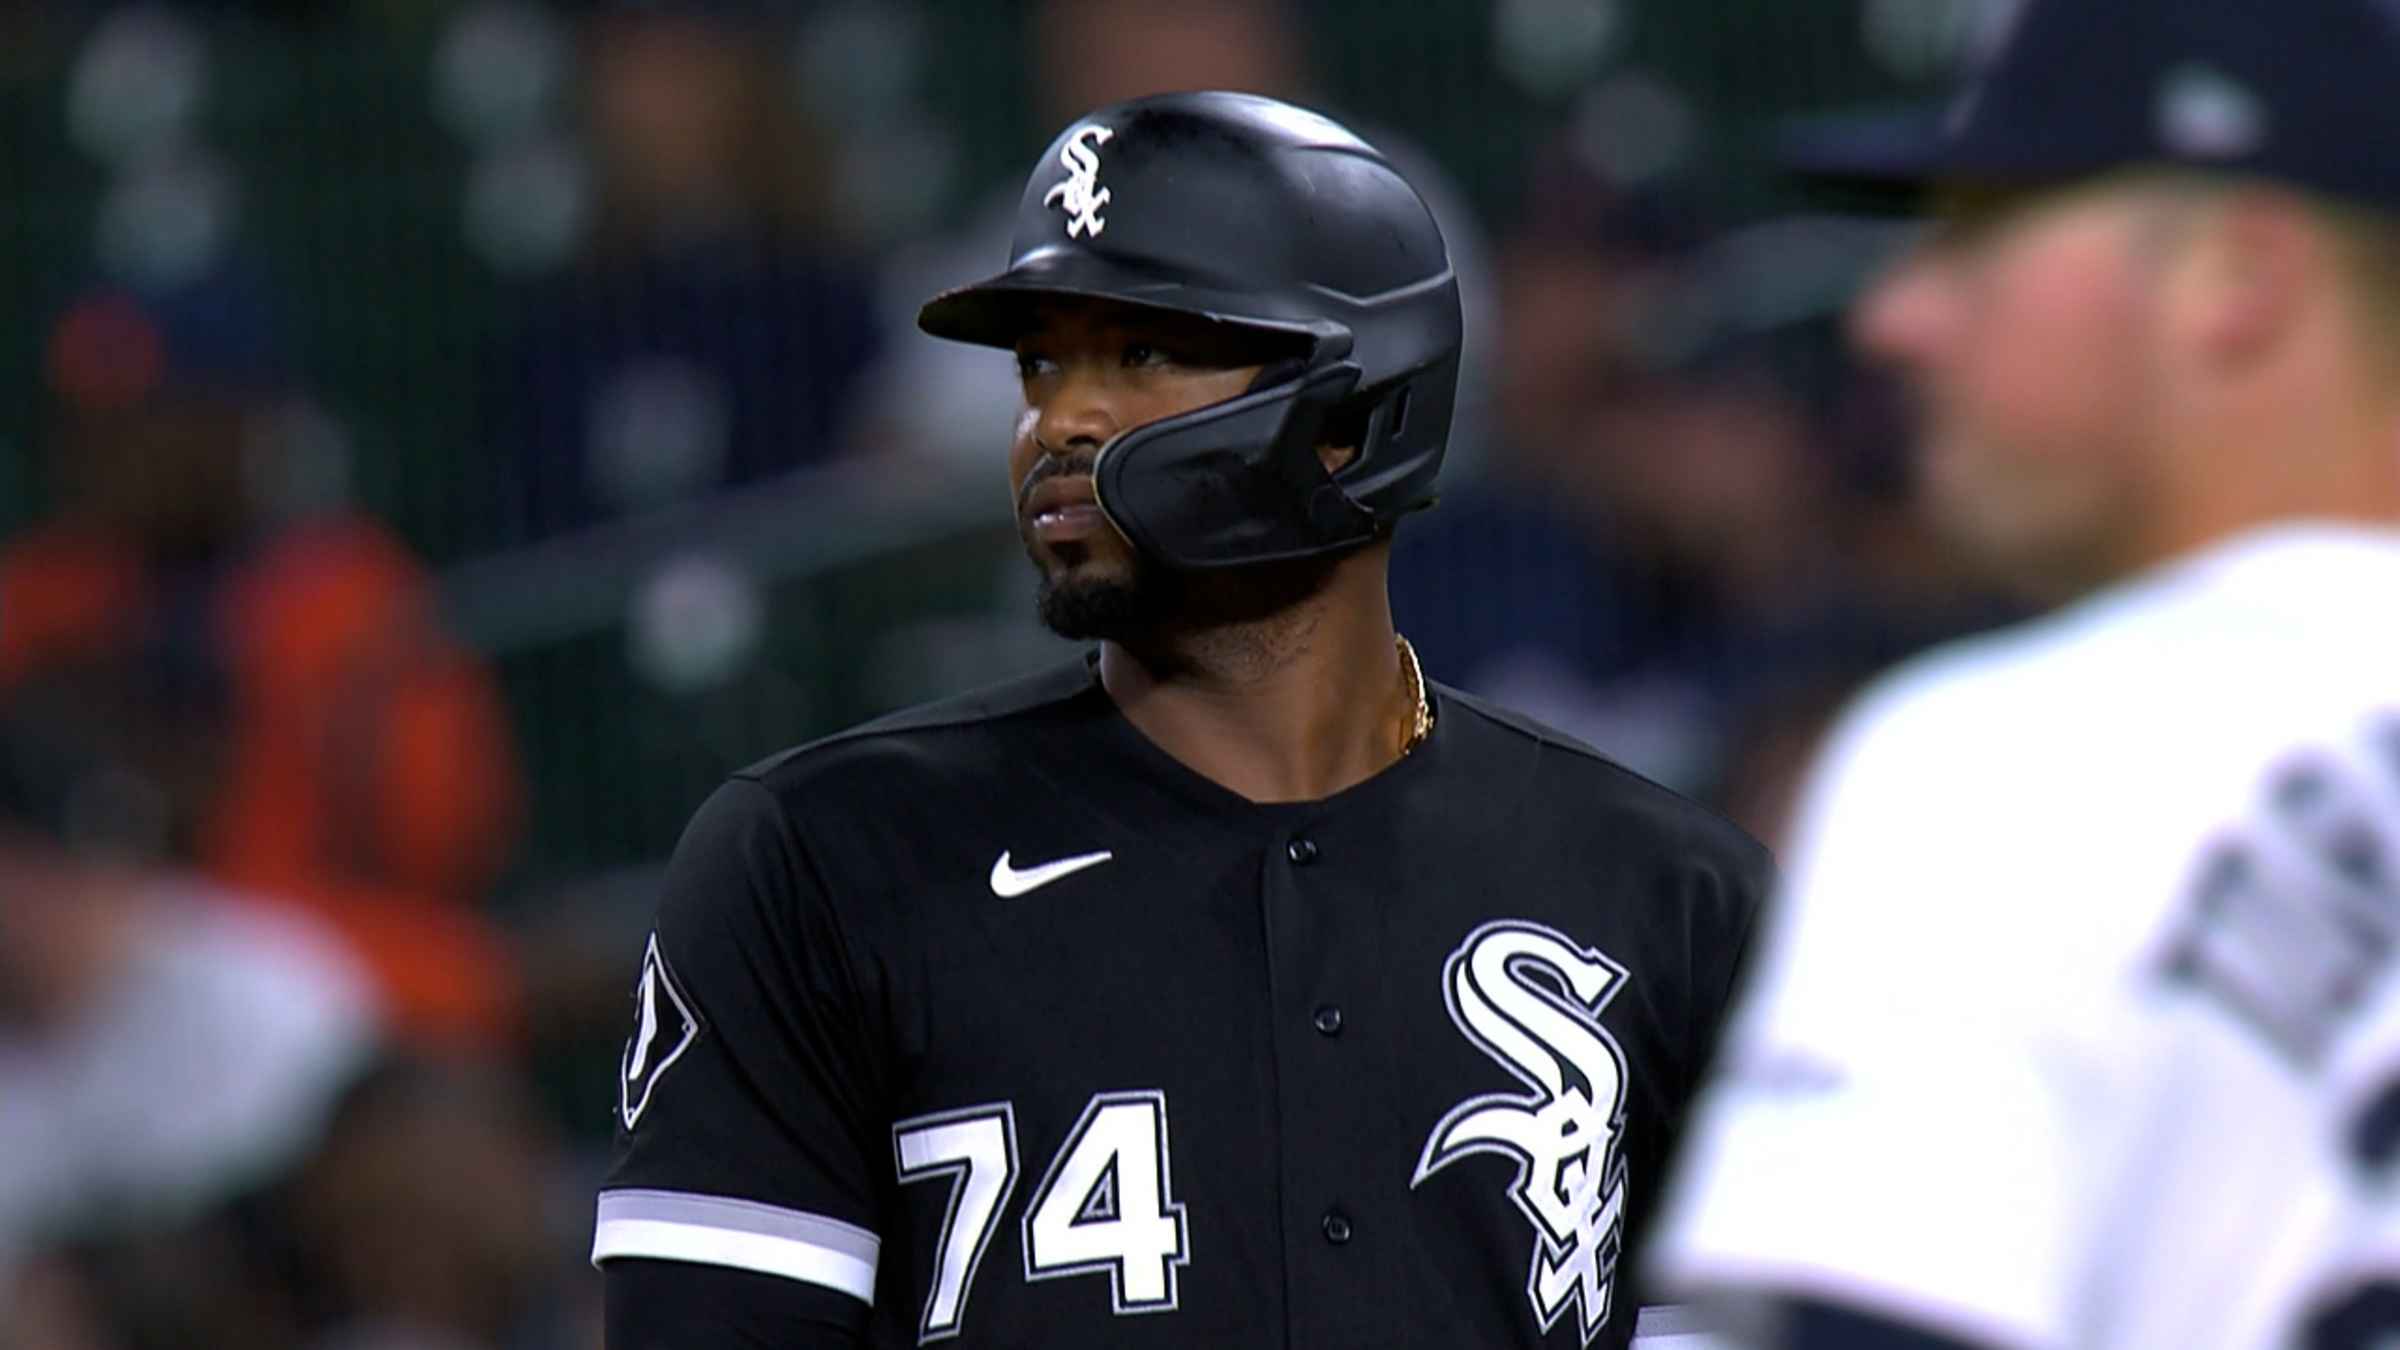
[1016,351,1059,380]
[1122,342,1173,369]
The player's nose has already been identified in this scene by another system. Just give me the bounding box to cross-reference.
[1032,363,1122,455]
[1852,247,1963,376]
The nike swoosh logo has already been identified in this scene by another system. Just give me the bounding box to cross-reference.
[990,849,1114,898]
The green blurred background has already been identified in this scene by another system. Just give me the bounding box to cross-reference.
[1,0,1963,881]
[0,5,2007,1343]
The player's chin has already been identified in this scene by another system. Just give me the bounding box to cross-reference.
[1032,554,1177,642]
[1927,475,2111,598]
[1922,433,2023,531]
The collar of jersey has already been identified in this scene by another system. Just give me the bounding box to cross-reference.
[1072,647,1450,827]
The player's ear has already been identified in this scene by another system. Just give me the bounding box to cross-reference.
[2185,189,2316,374]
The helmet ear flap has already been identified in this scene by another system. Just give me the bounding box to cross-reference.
[1322,381,1415,478]
[1329,369,1448,514]
[1095,360,1372,569]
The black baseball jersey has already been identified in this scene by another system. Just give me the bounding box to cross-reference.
[595,656,1768,1348]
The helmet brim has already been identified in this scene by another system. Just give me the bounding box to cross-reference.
[916,249,1345,352]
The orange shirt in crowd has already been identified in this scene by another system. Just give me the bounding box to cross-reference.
[0,515,525,1051]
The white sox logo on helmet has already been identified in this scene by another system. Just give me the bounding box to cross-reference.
[1043,125,1115,238]
[1415,920,1633,1346]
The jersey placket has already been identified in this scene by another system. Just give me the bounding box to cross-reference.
[1256,811,1400,1346]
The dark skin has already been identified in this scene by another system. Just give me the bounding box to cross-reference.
[1009,297,1418,803]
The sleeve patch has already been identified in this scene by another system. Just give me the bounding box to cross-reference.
[620,932,704,1131]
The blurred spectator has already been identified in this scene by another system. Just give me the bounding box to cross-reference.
[0,678,380,1347]
[0,680,569,1350]
[1395,144,1988,794]
[1705,605,2000,850]
[486,0,883,543]
[1393,160,1735,788]
[1649,221,2022,813]
[281,1057,564,1350]
[853,0,1495,475]
[3,262,525,1052]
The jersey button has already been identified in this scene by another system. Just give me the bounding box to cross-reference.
[1286,837,1319,865]
[1321,1211,1353,1244]
[1313,1005,1343,1036]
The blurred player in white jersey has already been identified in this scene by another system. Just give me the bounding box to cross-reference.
[1647,1,2400,1347]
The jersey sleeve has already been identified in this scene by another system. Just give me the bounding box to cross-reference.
[1644,687,2111,1350]
[606,1259,869,1349]
[593,777,889,1334]
[1686,824,1776,1101]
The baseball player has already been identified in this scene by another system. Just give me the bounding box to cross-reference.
[591,91,1768,1348]
[1646,2,2400,1348]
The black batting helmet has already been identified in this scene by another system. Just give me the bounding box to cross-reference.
[917,90,1463,570]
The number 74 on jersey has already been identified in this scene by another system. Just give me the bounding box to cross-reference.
[893,1089,1189,1343]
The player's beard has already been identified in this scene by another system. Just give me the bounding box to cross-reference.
[1014,456,1340,642]
[1017,451,1188,641]
[1029,542,1348,647]
[1031,551,1185,641]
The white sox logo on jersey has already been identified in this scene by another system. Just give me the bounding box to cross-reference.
[1414,920,1633,1346]
[1042,125,1115,238]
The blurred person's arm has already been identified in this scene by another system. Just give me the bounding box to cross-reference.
[595,780,889,1348]
[1643,673,2107,1350]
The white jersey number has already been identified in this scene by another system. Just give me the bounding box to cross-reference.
[893,1090,1187,1344]
[893,1104,1021,1342]
[1021,1090,1190,1312]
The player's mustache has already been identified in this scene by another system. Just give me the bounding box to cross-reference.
[1016,453,1099,516]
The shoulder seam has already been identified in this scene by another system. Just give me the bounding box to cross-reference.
[734,659,1092,782]
[1442,684,1763,847]
[701,776,873,1012]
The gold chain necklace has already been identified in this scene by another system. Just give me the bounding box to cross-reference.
[1396,633,1433,756]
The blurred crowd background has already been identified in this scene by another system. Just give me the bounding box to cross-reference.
[0,0,2022,1345]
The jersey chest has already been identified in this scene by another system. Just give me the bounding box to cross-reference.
[848,819,1695,1349]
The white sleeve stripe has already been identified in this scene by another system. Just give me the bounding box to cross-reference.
[592,1216,878,1303]
[596,1187,880,1262]
[591,1191,879,1303]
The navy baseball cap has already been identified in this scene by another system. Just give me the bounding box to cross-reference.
[1785,0,2400,213]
